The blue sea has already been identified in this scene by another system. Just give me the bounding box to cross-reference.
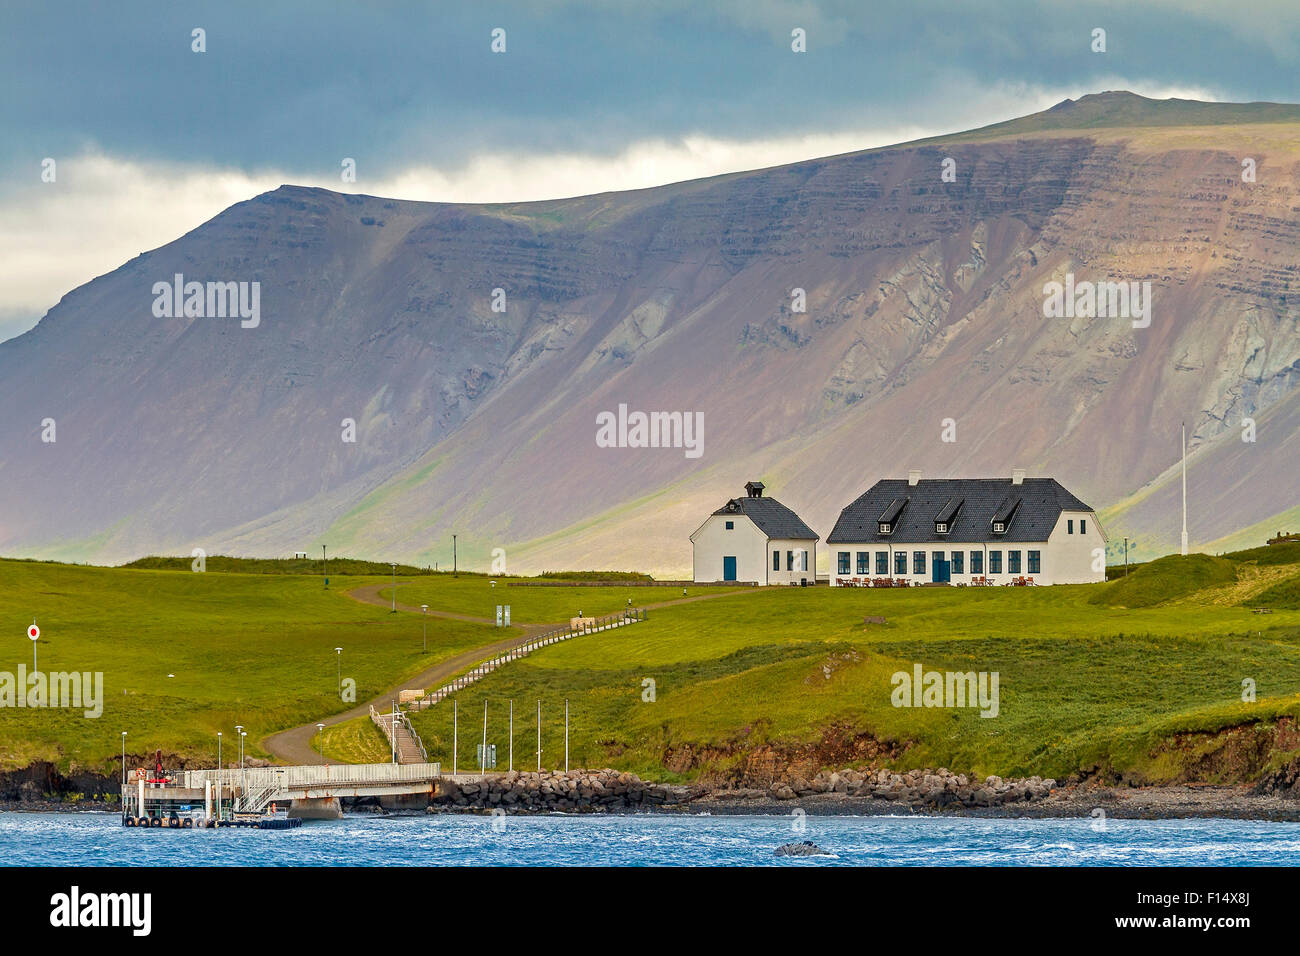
[2,812,1297,865]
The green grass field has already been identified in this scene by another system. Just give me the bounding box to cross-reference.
[6,543,1300,788]
[374,577,744,624]
[0,559,494,772]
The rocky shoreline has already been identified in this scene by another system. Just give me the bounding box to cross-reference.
[6,764,1300,821]
[419,766,1300,821]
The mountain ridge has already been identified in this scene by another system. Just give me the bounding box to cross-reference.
[2,92,1297,573]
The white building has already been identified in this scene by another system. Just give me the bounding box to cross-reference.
[691,482,819,585]
[826,470,1106,586]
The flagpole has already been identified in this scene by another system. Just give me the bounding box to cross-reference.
[1181,422,1189,556]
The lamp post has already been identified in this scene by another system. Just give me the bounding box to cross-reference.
[217,731,223,821]
[452,534,457,577]
[120,731,127,786]
[322,544,328,589]
[391,563,398,613]
[421,605,428,652]
[335,647,342,697]
[316,722,325,760]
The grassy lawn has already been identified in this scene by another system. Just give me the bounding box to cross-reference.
[9,542,1300,787]
[0,559,495,772]
[317,715,392,765]
[407,548,1300,783]
[375,577,744,625]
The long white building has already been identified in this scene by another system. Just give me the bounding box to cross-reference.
[825,470,1106,586]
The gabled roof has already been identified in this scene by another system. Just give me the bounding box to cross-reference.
[709,495,818,541]
[827,478,1095,544]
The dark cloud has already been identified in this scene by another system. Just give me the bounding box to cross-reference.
[1,0,1295,186]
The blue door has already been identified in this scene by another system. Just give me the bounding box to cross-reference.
[722,556,737,581]
[932,553,950,584]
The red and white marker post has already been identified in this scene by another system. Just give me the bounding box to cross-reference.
[27,620,39,672]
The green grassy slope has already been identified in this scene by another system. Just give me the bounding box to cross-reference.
[407,545,1300,784]
[0,559,493,772]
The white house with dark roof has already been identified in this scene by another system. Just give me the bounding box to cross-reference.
[825,470,1106,586]
[691,481,819,585]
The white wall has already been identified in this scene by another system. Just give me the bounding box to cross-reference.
[1043,511,1107,584]
[826,529,1101,586]
[765,538,817,586]
[691,513,766,583]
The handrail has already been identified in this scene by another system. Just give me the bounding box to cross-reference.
[405,608,645,713]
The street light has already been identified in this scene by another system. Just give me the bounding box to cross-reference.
[335,647,342,697]
[391,562,397,613]
[217,731,223,821]
[316,722,325,760]
[235,725,244,768]
[421,605,428,652]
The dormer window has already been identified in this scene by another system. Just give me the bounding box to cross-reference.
[991,495,1020,536]
[934,497,962,537]
[877,498,907,537]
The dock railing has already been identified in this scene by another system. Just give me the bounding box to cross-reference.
[184,762,442,792]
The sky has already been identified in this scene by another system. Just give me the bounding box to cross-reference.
[1,0,1297,341]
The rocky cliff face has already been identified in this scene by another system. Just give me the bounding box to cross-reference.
[1,92,1296,571]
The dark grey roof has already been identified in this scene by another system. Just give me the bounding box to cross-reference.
[714,495,818,540]
[827,478,1094,544]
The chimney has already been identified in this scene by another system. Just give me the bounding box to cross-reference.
[908,469,921,486]
[1012,468,1026,485]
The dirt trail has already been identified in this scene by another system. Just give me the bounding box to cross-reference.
[262,582,758,765]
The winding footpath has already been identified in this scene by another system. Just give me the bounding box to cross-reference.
[262,582,757,765]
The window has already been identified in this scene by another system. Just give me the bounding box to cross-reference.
[992,521,1005,533]
[1008,550,1021,574]
[801,551,809,572]
[725,520,734,530]
[1067,519,1074,534]
[856,552,869,575]
[989,550,1002,574]
[879,522,891,534]
[876,551,889,575]
[787,550,795,571]
[773,551,780,572]
[895,551,907,575]
[952,551,964,575]
[913,551,926,575]
[1080,519,1087,534]
[970,550,983,574]
[1028,550,1041,574]
[936,522,948,534]
[837,552,850,575]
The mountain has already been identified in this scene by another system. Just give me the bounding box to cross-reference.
[2,91,1298,573]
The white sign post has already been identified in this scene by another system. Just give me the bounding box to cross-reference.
[27,620,39,673]
[495,605,503,627]
[503,605,511,627]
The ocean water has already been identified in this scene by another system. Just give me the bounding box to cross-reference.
[2,812,1297,866]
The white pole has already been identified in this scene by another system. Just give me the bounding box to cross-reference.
[481,699,488,774]
[536,700,541,772]
[509,700,514,772]
[137,775,145,823]
[565,698,569,772]
[1180,422,1189,555]
[453,699,458,775]
[391,701,397,765]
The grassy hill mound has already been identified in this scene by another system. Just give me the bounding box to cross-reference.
[1091,554,1239,608]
